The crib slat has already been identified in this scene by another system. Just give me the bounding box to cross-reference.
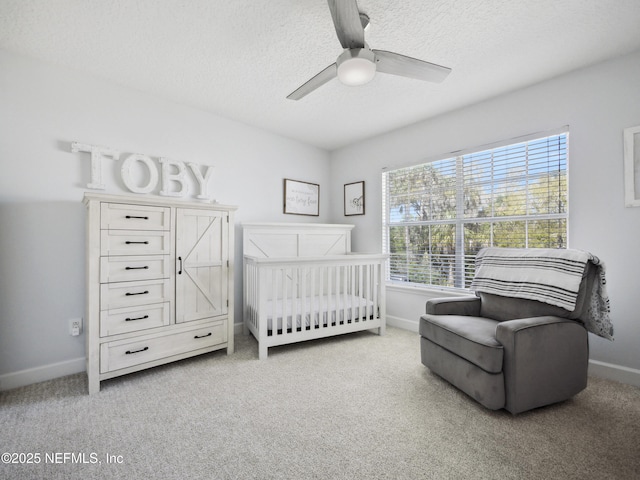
[365,263,371,321]
[298,266,303,332]
[287,267,293,335]
[333,265,338,326]
[244,263,250,331]
[363,263,372,320]
[323,265,328,329]
[347,264,352,323]
[273,267,288,335]
[300,265,307,331]
[289,266,295,333]
[340,265,349,324]
[373,262,379,323]
[243,263,249,329]
[268,267,275,336]
[338,264,343,325]
[328,265,333,327]
[357,263,363,323]
[309,264,316,329]
[347,265,352,324]
[336,266,340,326]
[345,264,350,323]
[318,266,324,329]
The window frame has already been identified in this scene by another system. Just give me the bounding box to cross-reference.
[382,128,569,292]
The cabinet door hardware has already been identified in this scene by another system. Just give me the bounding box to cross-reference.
[125,315,149,322]
[125,266,149,270]
[125,241,149,245]
[194,332,212,339]
[125,346,149,355]
[125,215,149,220]
[178,256,183,275]
[125,290,149,296]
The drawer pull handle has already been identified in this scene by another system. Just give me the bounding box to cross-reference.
[125,266,149,270]
[125,290,149,296]
[125,315,149,322]
[125,241,149,245]
[194,332,212,339]
[125,346,149,355]
[125,215,149,220]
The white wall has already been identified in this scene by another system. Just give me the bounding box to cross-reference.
[0,49,331,388]
[330,50,640,385]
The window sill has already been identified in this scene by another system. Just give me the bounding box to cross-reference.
[386,282,472,298]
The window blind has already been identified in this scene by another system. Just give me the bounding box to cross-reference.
[382,132,568,290]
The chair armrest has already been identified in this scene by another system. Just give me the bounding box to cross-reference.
[495,316,588,414]
[426,296,481,316]
[495,316,582,337]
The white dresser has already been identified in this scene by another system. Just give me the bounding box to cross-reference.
[84,193,236,393]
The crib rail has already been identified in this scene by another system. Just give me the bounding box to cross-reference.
[244,254,387,359]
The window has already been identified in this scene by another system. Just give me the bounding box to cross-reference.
[382,131,568,290]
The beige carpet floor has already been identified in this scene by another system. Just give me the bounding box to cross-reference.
[1,327,639,479]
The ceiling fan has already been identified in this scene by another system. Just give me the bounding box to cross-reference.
[287,0,452,100]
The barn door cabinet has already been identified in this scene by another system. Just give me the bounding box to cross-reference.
[84,193,236,394]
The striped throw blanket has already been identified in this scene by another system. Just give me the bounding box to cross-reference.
[471,248,613,340]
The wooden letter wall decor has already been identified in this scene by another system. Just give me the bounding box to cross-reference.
[72,142,215,200]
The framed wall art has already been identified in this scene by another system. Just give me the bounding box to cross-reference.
[624,125,640,207]
[283,178,319,216]
[344,181,365,216]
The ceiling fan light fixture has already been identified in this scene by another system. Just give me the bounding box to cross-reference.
[286,2,452,100]
[336,48,376,86]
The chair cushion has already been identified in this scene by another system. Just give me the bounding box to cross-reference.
[479,292,571,321]
[420,314,504,373]
[421,337,505,410]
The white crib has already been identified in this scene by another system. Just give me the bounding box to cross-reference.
[243,223,386,359]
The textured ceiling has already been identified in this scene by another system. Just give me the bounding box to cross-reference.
[1,0,640,151]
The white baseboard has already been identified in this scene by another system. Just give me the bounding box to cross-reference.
[389,315,640,387]
[588,359,640,387]
[387,315,419,333]
[0,357,86,392]
[234,322,246,336]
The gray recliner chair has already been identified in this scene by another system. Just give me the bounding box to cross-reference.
[419,263,596,414]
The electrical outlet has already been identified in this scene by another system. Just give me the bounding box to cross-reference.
[69,318,82,336]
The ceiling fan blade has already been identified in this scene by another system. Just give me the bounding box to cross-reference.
[286,63,337,100]
[373,50,451,83]
[327,0,365,49]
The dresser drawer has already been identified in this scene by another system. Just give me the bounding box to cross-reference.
[100,321,227,373]
[100,302,170,337]
[101,230,170,256]
[101,279,171,310]
[101,203,170,231]
[100,255,171,283]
